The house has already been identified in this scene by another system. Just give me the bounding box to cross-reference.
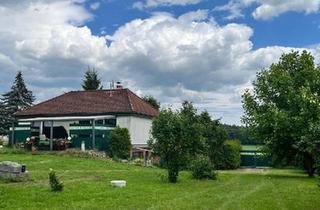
[11,88,158,151]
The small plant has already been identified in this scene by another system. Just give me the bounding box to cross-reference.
[156,171,168,183]
[49,169,64,192]
[133,158,144,166]
[191,155,217,180]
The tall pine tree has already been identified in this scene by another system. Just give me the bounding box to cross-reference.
[82,67,103,90]
[0,99,7,135]
[1,71,35,133]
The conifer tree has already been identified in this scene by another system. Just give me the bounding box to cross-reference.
[0,99,7,135]
[82,67,103,90]
[1,71,35,133]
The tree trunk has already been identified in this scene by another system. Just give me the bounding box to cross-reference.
[303,153,316,177]
[168,167,179,183]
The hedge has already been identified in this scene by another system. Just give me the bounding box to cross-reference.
[215,140,241,169]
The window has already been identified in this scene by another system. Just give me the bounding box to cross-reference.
[96,120,104,125]
[79,120,91,125]
[105,119,116,127]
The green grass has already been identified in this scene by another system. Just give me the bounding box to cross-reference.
[0,153,319,210]
[241,145,261,151]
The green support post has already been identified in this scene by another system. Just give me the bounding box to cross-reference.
[92,120,95,149]
[50,121,53,151]
[11,122,15,145]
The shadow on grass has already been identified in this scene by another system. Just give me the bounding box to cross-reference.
[263,174,316,180]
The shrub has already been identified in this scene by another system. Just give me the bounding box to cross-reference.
[157,171,168,182]
[191,155,217,180]
[109,127,131,159]
[49,169,64,192]
[215,140,241,169]
[132,158,144,166]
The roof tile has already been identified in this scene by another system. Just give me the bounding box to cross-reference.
[15,89,158,118]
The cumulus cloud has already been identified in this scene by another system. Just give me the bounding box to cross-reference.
[252,0,320,20]
[133,0,202,10]
[215,0,320,20]
[103,11,300,123]
[0,1,315,124]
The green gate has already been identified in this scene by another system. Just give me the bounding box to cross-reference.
[241,145,272,167]
[9,125,39,145]
[69,124,112,151]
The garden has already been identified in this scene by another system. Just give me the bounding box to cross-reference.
[0,151,319,210]
[1,51,320,210]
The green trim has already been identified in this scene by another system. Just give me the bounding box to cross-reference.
[9,127,31,131]
[241,152,265,156]
[70,126,114,130]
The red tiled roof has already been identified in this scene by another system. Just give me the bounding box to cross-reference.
[15,89,159,118]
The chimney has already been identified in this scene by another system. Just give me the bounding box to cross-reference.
[116,81,123,89]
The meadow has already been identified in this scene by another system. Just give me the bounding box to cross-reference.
[0,152,319,210]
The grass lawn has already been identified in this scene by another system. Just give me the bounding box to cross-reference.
[241,145,262,151]
[0,152,319,210]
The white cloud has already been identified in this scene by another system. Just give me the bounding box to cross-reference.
[252,0,320,20]
[133,0,202,10]
[90,2,100,10]
[213,1,245,20]
[216,0,320,20]
[0,1,316,124]
[102,11,301,124]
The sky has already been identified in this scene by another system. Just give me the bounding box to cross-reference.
[1,0,320,125]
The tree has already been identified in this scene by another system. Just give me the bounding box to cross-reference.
[1,71,35,133]
[215,140,241,169]
[142,95,160,110]
[0,100,7,135]
[180,101,205,158]
[150,103,229,182]
[242,51,320,176]
[150,108,186,183]
[199,111,228,168]
[222,124,258,145]
[109,126,131,159]
[82,67,103,90]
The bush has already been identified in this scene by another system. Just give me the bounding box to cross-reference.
[191,155,217,180]
[49,169,64,192]
[215,140,241,169]
[132,158,144,166]
[109,127,131,159]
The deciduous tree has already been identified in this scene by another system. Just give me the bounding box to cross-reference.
[150,108,185,183]
[142,95,160,110]
[242,51,320,176]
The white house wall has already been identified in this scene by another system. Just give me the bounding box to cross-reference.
[116,116,152,146]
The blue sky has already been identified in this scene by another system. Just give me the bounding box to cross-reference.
[84,0,320,48]
[1,0,320,125]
